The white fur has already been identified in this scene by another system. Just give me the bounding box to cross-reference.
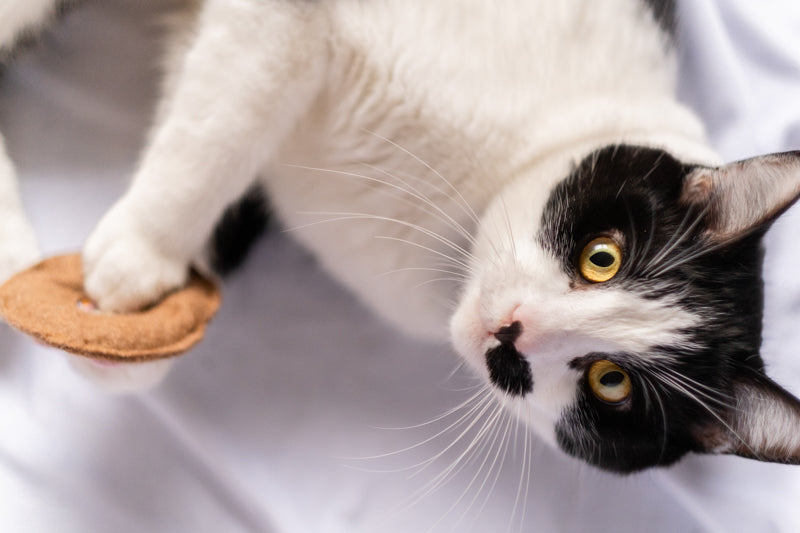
[720,381,800,460]
[3,0,723,404]
[0,0,54,280]
[0,137,40,284]
[0,0,59,53]
[84,0,717,329]
[84,0,327,313]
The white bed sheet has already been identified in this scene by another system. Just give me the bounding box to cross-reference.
[1,1,800,531]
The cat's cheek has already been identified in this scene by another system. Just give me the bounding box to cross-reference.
[449,286,493,376]
[448,311,480,364]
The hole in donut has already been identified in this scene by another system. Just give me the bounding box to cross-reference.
[76,297,99,314]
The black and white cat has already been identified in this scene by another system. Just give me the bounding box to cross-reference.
[3,0,800,473]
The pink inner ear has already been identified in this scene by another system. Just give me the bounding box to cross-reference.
[685,152,800,242]
[681,169,714,204]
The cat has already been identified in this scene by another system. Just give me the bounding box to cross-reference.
[3,0,800,473]
[0,0,43,285]
[0,0,66,283]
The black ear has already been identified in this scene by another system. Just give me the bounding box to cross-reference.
[682,151,800,241]
[694,370,800,464]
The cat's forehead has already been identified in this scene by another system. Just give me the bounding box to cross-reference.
[539,145,689,268]
[528,145,734,312]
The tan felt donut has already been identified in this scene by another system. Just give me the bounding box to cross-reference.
[0,254,221,362]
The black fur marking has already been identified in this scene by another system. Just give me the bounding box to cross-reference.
[210,185,270,277]
[557,356,707,472]
[486,322,533,396]
[639,0,677,39]
[540,145,772,472]
[559,351,715,472]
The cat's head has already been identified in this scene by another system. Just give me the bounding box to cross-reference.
[451,145,800,473]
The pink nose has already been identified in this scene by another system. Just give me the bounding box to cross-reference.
[492,303,521,330]
[492,304,532,350]
[510,304,526,327]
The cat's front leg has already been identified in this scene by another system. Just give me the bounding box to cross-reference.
[0,0,61,55]
[0,136,40,284]
[83,0,325,313]
[1,0,64,277]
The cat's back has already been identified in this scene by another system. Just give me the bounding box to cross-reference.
[321,0,676,138]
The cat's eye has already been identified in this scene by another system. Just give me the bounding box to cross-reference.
[588,360,631,404]
[579,237,622,283]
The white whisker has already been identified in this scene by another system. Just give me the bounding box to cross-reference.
[402,401,504,516]
[362,162,479,246]
[622,199,642,272]
[640,374,670,462]
[500,194,518,267]
[373,386,492,432]
[645,202,710,276]
[425,404,511,531]
[507,401,531,533]
[379,266,468,281]
[292,210,474,263]
[638,203,658,272]
[410,278,466,290]
[374,235,476,275]
[648,234,738,278]
[469,410,516,527]
[656,367,735,410]
[351,390,494,464]
[283,162,479,247]
[652,371,754,457]
[363,128,482,226]
[444,359,472,384]
[287,210,477,274]
[407,396,500,482]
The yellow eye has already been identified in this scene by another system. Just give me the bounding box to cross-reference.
[579,237,622,283]
[588,360,632,404]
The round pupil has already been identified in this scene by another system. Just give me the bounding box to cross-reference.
[590,250,615,268]
[599,371,624,387]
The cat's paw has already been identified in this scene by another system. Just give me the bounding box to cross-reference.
[83,201,189,313]
[69,356,174,393]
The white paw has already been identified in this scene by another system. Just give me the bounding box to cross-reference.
[0,214,40,285]
[83,201,189,313]
[69,356,174,393]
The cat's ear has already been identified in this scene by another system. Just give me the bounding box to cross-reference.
[694,370,800,464]
[682,151,800,241]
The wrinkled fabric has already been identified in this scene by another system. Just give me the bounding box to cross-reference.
[0,1,799,531]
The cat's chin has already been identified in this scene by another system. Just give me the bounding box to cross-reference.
[68,356,174,394]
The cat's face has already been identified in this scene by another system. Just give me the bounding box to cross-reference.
[451,145,800,473]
